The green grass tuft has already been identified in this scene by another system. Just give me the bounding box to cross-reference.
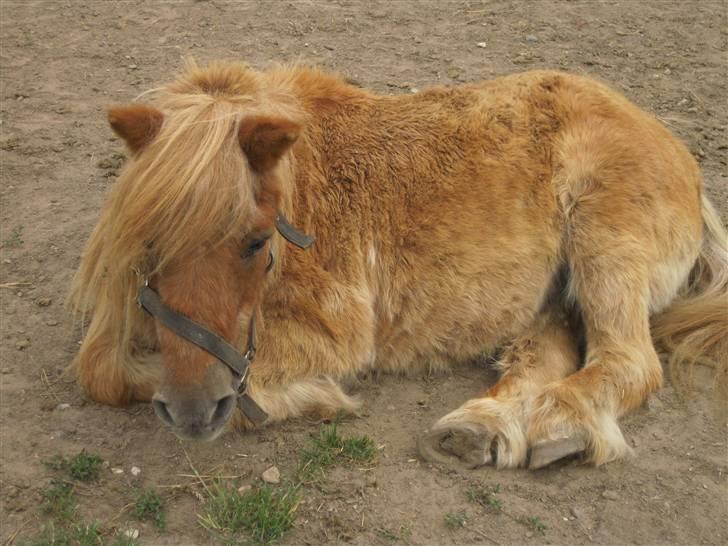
[375,525,412,544]
[67,453,103,482]
[444,511,468,529]
[43,451,103,482]
[3,225,24,247]
[41,480,77,522]
[519,515,547,535]
[200,481,301,545]
[467,484,503,512]
[297,423,376,481]
[133,489,165,530]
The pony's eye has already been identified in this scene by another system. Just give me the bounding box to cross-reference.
[241,238,267,259]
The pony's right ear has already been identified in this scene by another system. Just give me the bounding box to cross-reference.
[107,104,164,154]
[238,115,301,173]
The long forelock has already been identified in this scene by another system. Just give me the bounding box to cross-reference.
[70,61,303,356]
[110,69,268,275]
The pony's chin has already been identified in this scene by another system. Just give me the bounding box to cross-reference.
[170,425,226,442]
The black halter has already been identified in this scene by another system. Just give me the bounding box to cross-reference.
[137,210,314,426]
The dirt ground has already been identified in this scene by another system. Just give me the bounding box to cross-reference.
[1,0,726,544]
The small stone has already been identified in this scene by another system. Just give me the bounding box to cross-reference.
[55,403,71,411]
[111,467,124,475]
[526,531,534,538]
[631,437,639,447]
[262,466,280,484]
[526,34,539,43]
[237,484,252,494]
[677,98,689,106]
[602,490,619,500]
[646,396,664,411]
[687,107,698,113]
[128,64,138,70]
[123,529,139,539]
[664,68,672,75]
[130,466,141,476]
[15,339,30,350]
[46,319,59,326]
[36,297,52,306]
[476,42,487,48]
[0,368,10,374]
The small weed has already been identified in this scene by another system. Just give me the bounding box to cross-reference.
[43,451,103,482]
[519,515,547,535]
[297,423,376,481]
[26,521,101,546]
[376,525,412,544]
[68,452,103,482]
[3,225,23,247]
[41,480,77,522]
[467,484,503,512]
[444,511,468,529]
[133,489,165,530]
[200,481,301,545]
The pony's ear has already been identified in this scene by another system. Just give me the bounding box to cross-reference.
[238,115,300,172]
[107,104,164,154]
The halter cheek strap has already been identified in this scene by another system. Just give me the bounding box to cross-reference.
[275,212,315,249]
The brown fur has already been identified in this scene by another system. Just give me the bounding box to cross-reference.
[70,60,727,466]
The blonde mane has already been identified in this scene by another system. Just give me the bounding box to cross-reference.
[69,61,306,391]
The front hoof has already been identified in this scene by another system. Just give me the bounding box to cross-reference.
[418,423,495,470]
[528,436,586,469]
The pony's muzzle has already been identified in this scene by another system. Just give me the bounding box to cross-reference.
[152,363,238,441]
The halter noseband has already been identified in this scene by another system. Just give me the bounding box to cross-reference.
[137,211,314,427]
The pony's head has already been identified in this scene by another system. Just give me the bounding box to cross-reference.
[72,62,305,440]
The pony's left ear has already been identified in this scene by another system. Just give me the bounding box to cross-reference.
[107,104,164,154]
[238,115,300,172]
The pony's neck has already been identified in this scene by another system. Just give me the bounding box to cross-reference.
[268,66,369,241]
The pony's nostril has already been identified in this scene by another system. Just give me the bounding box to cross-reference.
[152,399,175,426]
[210,394,236,428]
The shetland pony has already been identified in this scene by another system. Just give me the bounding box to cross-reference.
[70,61,727,469]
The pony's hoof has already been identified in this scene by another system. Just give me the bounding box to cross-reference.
[418,424,495,469]
[528,436,586,469]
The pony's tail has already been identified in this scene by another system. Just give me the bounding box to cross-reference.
[651,194,728,397]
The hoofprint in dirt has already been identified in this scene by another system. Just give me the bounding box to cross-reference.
[0,1,726,545]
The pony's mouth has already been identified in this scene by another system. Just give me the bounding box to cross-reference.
[169,425,227,443]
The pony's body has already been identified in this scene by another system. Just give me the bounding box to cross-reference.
[71,63,727,469]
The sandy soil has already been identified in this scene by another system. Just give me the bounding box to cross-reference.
[1,1,726,544]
